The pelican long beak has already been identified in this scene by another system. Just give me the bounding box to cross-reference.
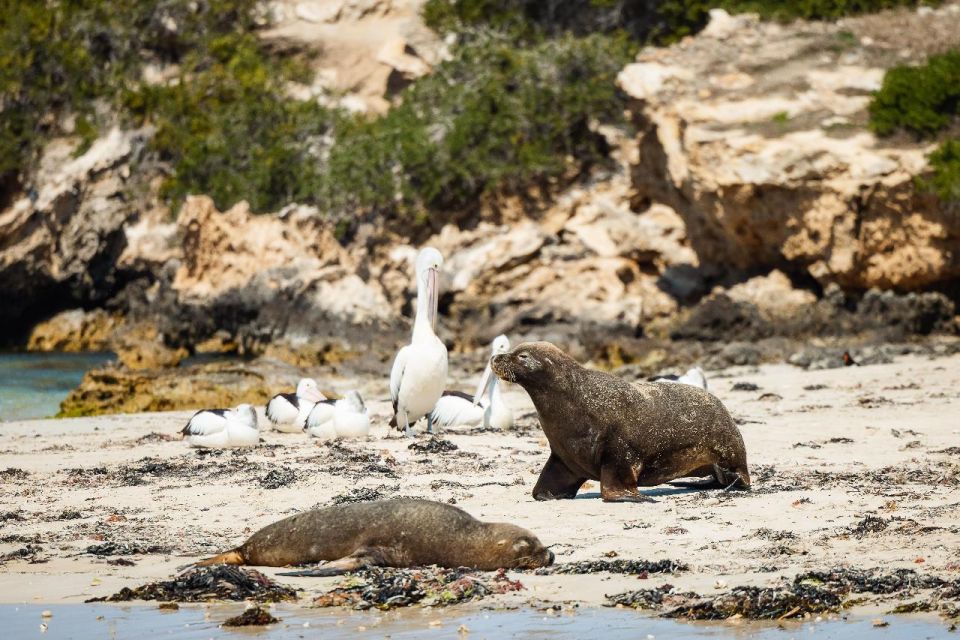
[303,388,325,404]
[473,361,494,405]
[426,267,439,331]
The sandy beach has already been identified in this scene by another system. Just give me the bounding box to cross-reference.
[1,352,958,618]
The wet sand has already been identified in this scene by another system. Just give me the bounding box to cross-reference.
[0,353,958,619]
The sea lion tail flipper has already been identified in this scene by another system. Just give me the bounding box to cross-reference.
[277,547,387,577]
[189,549,245,570]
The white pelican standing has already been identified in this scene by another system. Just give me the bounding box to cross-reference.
[181,404,259,449]
[390,247,448,437]
[431,334,514,430]
[652,367,708,391]
[266,378,325,432]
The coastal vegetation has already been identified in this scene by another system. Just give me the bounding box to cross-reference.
[870,49,960,204]
[0,0,953,219]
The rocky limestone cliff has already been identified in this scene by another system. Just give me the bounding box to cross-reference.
[0,129,153,340]
[620,5,960,292]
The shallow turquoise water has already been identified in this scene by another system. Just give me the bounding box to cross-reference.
[0,604,954,640]
[0,352,114,421]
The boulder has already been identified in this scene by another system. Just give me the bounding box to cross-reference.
[27,309,119,353]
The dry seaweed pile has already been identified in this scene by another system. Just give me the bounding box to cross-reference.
[88,566,297,603]
[313,567,523,610]
[796,568,945,594]
[408,437,459,454]
[260,467,296,489]
[536,559,687,575]
[85,542,169,556]
[0,544,46,564]
[608,568,960,621]
[330,485,400,505]
[662,583,842,620]
[222,606,280,626]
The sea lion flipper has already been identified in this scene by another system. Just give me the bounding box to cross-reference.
[600,462,654,503]
[532,454,587,501]
[277,547,389,577]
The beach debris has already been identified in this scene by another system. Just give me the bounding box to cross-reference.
[88,566,297,603]
[663,583,842,620]
[535,559,687,575]
[330,485,400,505]
[313,567,523,610]
[222,605,279,626]
[608,568,960,620]
[795,568,945,594]
[260,467,297,489]
[803,384,828,391]
[85,542,169,556]
[731,382,759,391]
[848,515,889,538]
[107,558,136,566]
[408,437,458,454]
[0,544,47,564]
[0,510,26,522]
[607,585,695,610]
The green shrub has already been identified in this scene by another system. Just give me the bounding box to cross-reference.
[128,34,332,213]
[0,0,261,182]
[421,0,936,45]
[318,33,635,218]
[869,50,960,138]
[421,0,712,45]
[720,0,938,21]
[918,139,960,204]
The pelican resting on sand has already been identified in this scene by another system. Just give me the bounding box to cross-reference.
[266,378,325,432]
[652,367,708,391]
[390,247,448,437]
[182,404,259,448]
[305,391,370,441]
[430,334,514,430]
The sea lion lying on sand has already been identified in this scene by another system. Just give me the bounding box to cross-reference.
[194,499,554,575]
[491,342,750,503]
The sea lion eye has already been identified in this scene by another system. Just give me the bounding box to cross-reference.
[513,539,531,551]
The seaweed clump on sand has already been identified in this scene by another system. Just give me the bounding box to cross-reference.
[535,559,687,575]
[661,582,842,620]
[88,566,297,603]
[795,568,945,594]
[260,467,297,489]
[606,585,696,610]
[313,567,523,610]
[85,542,169,556]
[222,606,280,626]
[408,437,459,454]
[609,568,958,620]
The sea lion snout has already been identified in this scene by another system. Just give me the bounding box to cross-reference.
[491,353,516,382]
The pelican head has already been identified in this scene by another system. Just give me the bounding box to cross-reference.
[296,378,325,404]
[234,404,258,429]
[416,247,443,330]
[474,334,511,405]
[342,390,367,414]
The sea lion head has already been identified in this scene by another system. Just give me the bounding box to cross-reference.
[486,523,555,569]
[491,342,574,389]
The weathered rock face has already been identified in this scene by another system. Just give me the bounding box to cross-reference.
[27,309,120,353]
[0,129,152,342]
[59,358,302,417]
[620,6,960,292]
[264,0,440,114]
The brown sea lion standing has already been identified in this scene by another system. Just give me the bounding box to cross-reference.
[491,342,750,503]
[194,499,554,575]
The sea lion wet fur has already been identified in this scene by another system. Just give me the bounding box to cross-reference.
[195,499,554,574]
[492,342,750,503]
